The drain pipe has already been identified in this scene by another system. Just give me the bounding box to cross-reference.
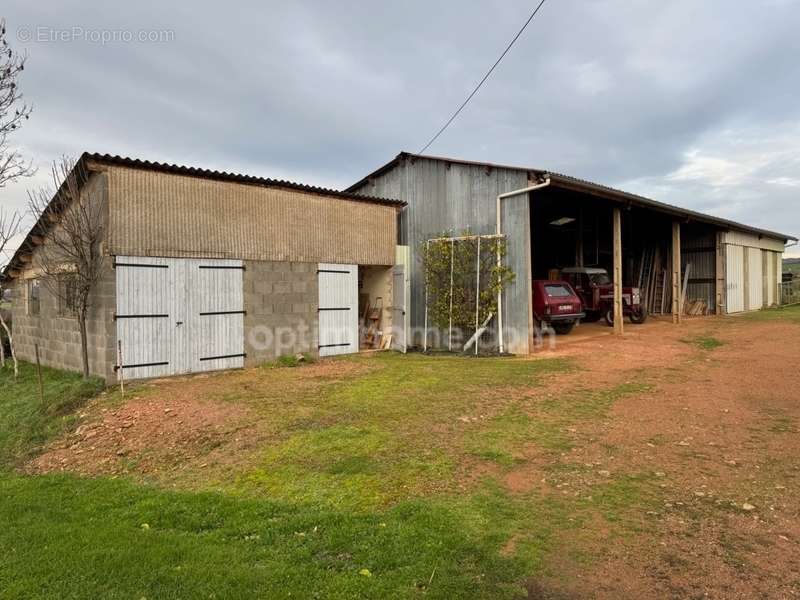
[496,176,551,354]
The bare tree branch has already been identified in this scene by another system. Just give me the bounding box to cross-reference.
[28,157,105,378]
[0,18,34,187]
[0,207,22,376]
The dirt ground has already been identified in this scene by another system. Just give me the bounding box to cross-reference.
[527,316,800,599]
[27,313,800,599]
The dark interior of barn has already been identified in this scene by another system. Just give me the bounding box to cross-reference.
[529,186,719,315]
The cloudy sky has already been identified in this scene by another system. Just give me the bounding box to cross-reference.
[2,0,799,258]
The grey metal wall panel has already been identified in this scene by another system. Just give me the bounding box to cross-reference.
[501,195,532,354]
[353,157,529,349]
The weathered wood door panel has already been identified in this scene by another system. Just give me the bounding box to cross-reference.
[115,256,244,379]
[115,256,174,379]
[189,260,245,372]
[317,263,358,357]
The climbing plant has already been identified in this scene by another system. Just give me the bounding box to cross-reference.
[420,231,515,343]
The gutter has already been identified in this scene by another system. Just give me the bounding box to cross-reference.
[496,177,551,354]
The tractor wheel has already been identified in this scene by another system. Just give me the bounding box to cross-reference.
[630,307,648,324]
[604,308,615,327]
[583,310,601,323]
[552,320,576,335]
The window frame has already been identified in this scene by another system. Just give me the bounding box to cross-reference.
[59,274,79,317]
[27,278,41,316]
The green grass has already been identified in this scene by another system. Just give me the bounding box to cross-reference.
[681,335,724,350]
[741,303,800,323]
[0,362,104,468]
[0,473,540,599]
[222,353,574,508]
[0,353,663,598]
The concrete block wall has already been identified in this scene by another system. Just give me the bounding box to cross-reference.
[9,258,116,381]
[243,260,319,366]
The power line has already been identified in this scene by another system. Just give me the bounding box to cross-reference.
[417,0,548,155]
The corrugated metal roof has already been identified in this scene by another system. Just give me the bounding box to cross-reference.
[84,153,405,207]
[347,151,797,242]
[2,153,405,281]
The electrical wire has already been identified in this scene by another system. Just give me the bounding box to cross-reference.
[417,0,548,155]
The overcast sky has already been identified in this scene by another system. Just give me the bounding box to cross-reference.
[2,0,799,258]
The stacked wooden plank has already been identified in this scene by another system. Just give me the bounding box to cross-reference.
[684,299,709,316]
[636,245,672,315]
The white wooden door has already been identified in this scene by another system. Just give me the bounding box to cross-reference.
[116,256,244,379]
[115,257,174,379]
[189,260,245,372]
[317,263,358,357]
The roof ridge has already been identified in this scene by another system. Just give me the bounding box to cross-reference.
[82,152,405,207]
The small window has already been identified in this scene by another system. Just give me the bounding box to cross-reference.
[27,279,41,316]
[544,284,573,298]
[59,275,79,317]
[589,272,611,286]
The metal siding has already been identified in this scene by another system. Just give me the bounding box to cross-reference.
[353,157,528,349]
[317,263,358,356]
[107,166,396,265]
[725,245,745,313]
[721,231,785,252]
[748,247,763,309]
[501,195,532,354]
[681,231,716,312]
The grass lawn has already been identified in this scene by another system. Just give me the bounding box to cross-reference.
[0,351,668,599]
[10,307,800,599]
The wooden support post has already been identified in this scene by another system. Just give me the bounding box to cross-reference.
[34,343,44,405]
[672,221,682,324]
[613,207,624,335]
[576,206,584,267]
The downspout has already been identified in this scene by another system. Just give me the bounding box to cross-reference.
[496,176,551,354]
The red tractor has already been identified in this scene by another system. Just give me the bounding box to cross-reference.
[560,267,647,326]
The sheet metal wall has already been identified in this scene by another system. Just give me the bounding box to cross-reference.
[106,166,397,265]
[352,156,530,350]
[681,230,717,312]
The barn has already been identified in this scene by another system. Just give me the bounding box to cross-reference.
[3,154,404,381]
[348,152,796,354]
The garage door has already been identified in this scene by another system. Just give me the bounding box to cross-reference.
[115,256,245,379]
[317,263,358,357]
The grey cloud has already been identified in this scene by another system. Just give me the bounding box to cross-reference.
[1,0,798,255]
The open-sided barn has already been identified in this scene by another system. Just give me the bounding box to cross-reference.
[349,152,796,354]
